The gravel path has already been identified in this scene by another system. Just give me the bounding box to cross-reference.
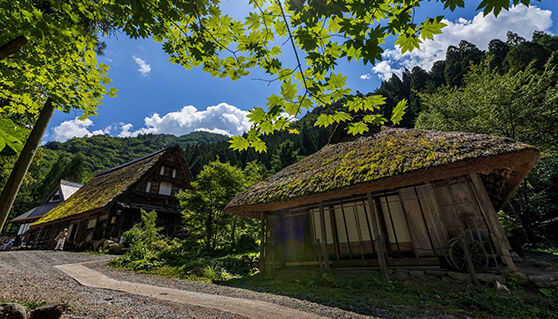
[0,251,384,318]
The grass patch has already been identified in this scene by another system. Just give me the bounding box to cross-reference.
[219,270,557,318]
[0,298,46,310]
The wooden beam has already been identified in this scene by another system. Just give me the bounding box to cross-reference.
[319,202,330,270]
[468,173,517,272]
[367,193,389,280]
[259,212,266,272]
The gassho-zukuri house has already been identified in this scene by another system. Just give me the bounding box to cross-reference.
[226,127,539,274]
[26,145,193,250]
[11,179,83,244]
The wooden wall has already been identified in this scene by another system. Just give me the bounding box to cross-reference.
[263,173,515,271]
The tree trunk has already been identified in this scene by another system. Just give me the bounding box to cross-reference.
[230,217,237,247]
[0,98,55,233]
[0,36,28,61]
[519,180,536,245]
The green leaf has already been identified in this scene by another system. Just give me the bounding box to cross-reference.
[314,114,334,127]
[326,72,347,91]
[251,138,267,153]
[391,99,407,125]
[442,0,466,11]
[394,34,422,54]
[347,122,369,135]
[247,107,266,123]
[281,80,298,101]
[0,118,25,153]
[419,17,447,41]
[228,135,250,151]
[333,111,352,123]
[476,0,510,16]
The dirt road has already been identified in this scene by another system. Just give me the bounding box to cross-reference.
[0,251,378,318]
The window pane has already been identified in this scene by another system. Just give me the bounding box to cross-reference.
[159,181,172,196]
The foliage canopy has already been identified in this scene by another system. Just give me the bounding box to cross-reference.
[4,0,531,152]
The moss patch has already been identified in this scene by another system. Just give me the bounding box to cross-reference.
[228,127,536,208]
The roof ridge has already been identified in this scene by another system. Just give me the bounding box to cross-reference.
[95,144,178,177]
[60,179,84,188]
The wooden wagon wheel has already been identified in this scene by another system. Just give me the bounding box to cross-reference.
[444,237,489,272]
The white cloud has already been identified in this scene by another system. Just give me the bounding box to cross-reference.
[132,56,151,77]
[117,103,251,137]
[360,74,372,80]
[117,123,135,138]
[371,5,553,80]
[52,118,104,142]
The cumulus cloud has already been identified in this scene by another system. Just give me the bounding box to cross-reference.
[117,103,251,138]
[52,118,104,142]
[371,5,553,80]
[132,56,151,77]
[360,74,372,80]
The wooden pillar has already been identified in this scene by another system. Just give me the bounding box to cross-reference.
[318,202,330,270]
[367,193,389,280]
[468,173,517,272]
[259,212,266,272]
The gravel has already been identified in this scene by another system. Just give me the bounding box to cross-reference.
[0,251,384,319]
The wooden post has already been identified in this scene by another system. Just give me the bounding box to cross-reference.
[460,236,480,286]
[259,212,266,273]
[367,193,389,280]
[0,98,55,233]
[319,202,330,270]
[317,239,324,274]
[468,174,517,272]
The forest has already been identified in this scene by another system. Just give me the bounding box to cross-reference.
[2,30,558,250]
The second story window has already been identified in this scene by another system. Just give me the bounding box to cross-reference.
[145,181,152,193]
[160,166,165,175]
[159,181,172,196]
[172,168,177,178]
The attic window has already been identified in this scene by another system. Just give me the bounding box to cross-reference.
[159,181,172,196]
[51,191,61,202]
[145,181,152,193]
[172,169,177,178]
[160,166,165,175]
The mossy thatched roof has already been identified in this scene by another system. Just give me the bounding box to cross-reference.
[227,128,539,215]
[33,149,167,226]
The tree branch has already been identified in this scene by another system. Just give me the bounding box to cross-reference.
[0,36,28,61]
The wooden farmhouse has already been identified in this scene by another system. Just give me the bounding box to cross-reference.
[226,127,539,274]
[27,145,193,250]
[11,180,83,244]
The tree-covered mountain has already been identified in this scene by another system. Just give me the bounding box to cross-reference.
[376,31,558,128]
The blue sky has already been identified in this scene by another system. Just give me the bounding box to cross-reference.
[45,1,558,142]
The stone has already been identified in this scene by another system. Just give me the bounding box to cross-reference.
[408,270,425,278]
[447,271,472,284]
[29,303,65,319]
[395,270,409,281]
[510,251,522,263]
[425,270,447,278]
[513,272,530,285]
[0,303,28,319]
[543,267,558,274]
[529,274,558,288]
[534,261,554,268]
[108,243,124,254]
[477,273,506,285]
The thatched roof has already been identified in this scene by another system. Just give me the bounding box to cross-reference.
[227,128,539,216]
[32,147,173,226]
